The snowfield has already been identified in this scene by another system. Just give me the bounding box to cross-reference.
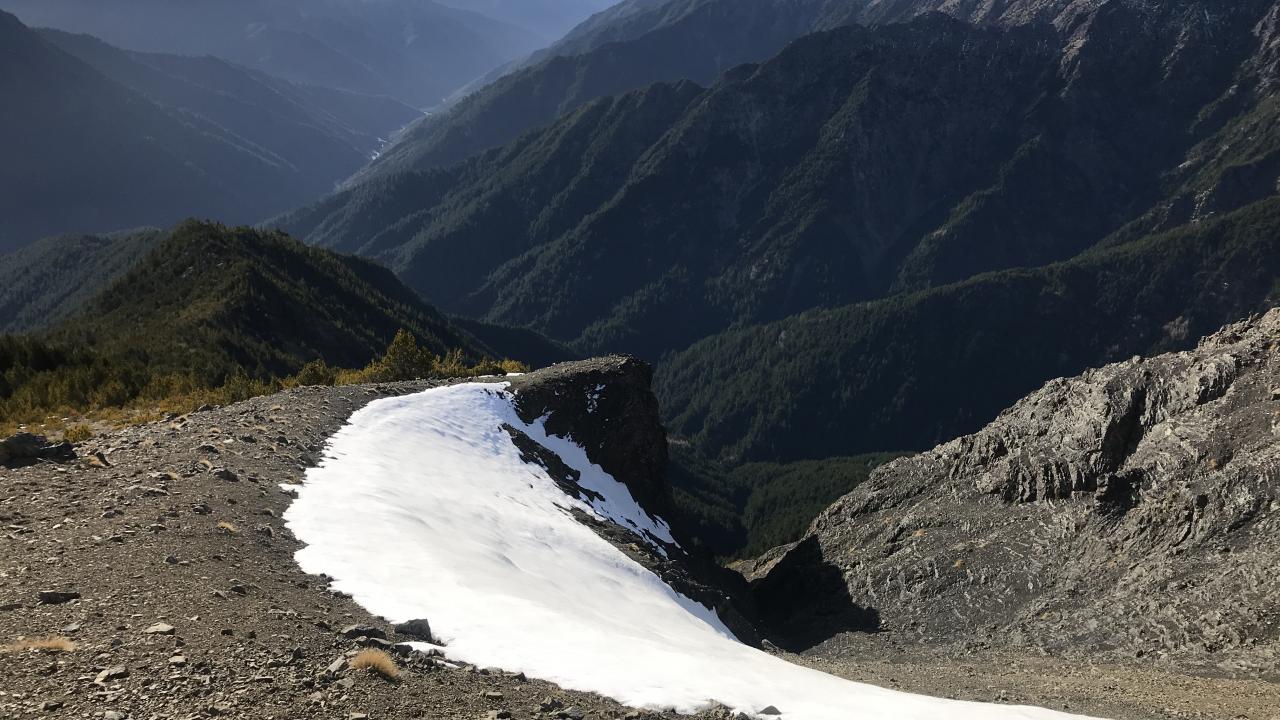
[285,382,1098,720]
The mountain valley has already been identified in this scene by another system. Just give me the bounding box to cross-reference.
[2,0,1280,717]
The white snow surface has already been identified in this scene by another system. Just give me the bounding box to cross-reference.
[285,382,1099,720]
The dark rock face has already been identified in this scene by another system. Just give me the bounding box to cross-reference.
[507,356,670,520]
[504,356,762,645]
[755,309,1280,668]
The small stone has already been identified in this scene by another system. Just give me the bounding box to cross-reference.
[102,712,128,720]
[349,714,369,720]
[95,665,129,683]
[539,698,564,712]
[169,655,187,666]
[327,657,348,675]
[144,623,176,635]
[488,712,512,720]
[558,707,585,720]
[60,622,81,634]
[37,590,80,605]
[340,624,386,640]
[41,701,64,711]
[211,467,238,482]
[483,691,504,700]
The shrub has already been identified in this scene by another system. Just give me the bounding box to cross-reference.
[290,360,339,387]
[63,424,94,443]
[350,648,400,680]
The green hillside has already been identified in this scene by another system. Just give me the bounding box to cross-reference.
[656,196,1280,462]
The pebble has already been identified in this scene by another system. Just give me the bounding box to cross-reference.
[144,622,176,635]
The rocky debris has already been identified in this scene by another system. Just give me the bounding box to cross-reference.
[36,590,80,605]
[0,371,1269,719]
[143,623,176,635]
[394,618,434,642]
[756,309,1280,669]
[0,380,709,720]
[0,433,74,467]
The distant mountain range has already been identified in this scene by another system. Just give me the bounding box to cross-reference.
[0,0,582,109]
[349,0,1109,185]
[279,0,1280,462]
[0,10,423,253]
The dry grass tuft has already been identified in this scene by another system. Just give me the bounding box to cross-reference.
[216,520,239,535]
[3,636,76,653]
[350,648,400,680]
[63,424,94,443]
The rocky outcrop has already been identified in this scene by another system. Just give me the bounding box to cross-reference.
[755,309,1280,670]
[507,356,671,520]
[505,356,761,645]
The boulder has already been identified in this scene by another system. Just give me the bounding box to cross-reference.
[0,433,74,467]
[393,618,434,642]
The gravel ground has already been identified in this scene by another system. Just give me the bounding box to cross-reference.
[2,379,1277,719]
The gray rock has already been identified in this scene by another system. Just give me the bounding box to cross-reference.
[340,624,386,640]
[393,618,433,642]
[95,665,129,683]
[144,623,176,635]
[37,590,80,605]
[755,309,1280,665]
[0,433,74,467]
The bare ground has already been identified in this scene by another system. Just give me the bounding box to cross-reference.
[2,380,1277,719]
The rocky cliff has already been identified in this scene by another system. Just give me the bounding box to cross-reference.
[750,308,1280,673]
[504,356,760,644]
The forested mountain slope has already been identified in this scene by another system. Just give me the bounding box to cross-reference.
[49,221,494,382]
[656,196,1280,461]
[0,229,164,335]
[348,0,1110,185]
[351,0,863,181]
[284,2,1274,359]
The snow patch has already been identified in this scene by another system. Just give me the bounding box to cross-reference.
[285,382,1098,720]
